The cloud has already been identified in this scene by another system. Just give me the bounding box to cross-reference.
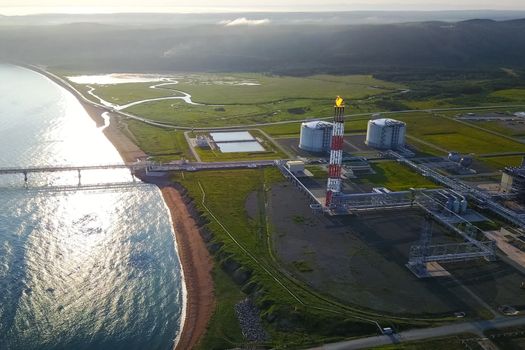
[219,17,270,26]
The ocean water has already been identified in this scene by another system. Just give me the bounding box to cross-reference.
[0,64,183,350]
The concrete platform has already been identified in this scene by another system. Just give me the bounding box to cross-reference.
[407,262,452,278]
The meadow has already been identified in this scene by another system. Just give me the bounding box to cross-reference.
[173,74,403,104]
[354,161,441,191]
[394,114,525,155]
[76,73,402,128]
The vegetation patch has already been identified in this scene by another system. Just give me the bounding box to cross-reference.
[196,267,245,350]
[478,155,525,171]
[354,161,441,191]
[173,74,403,105]
[396,114,525,154]
[89,82,177,105]
[125,120,193,162]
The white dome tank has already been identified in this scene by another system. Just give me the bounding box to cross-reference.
[299,121,333,153]
[365,118,406,150]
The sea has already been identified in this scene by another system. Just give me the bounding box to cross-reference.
[0,64,183,350]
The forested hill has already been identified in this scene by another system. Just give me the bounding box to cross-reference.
[1,17,525,75]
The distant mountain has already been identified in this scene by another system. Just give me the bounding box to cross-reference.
[1,17,525,75]
[2,11,525,26]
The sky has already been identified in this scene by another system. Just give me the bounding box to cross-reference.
[1,0,525,15]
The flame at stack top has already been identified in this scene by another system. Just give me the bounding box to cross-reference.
[325,96,346,208]
[335,96,344,108]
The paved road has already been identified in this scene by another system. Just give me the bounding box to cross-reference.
[314,316,525,350]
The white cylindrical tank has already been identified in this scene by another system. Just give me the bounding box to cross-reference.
[365,118,406,150]
[299,121,333,153]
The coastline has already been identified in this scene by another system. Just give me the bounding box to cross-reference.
[160,186,215,350]
[30,65,215,350]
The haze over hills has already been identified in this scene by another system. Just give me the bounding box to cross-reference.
[1,11,525,26]
[1,13,525,76]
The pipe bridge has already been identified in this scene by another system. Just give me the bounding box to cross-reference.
[0,163,148,184]
[0,160,277,185]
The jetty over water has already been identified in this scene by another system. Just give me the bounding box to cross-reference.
[0,160,277,185]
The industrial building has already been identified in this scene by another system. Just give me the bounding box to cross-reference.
[299,121,333,153]
[195,135,210,149]
[365,118,406,150]
[286,160,305,173]
[501,161,525,202]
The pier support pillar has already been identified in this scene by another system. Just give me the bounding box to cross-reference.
[77,169,81,186]
[23,171,28,184]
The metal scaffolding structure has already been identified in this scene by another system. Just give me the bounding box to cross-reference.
[329,190,416,213]
[406,211,497,278]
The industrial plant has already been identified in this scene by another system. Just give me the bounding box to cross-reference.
[276,96,525,281]
[501,160,525,202]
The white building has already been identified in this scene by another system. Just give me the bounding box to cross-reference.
[299,121,333,153]
[365,118,406,150]
[286,160,305,173]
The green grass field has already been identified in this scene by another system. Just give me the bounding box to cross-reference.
[395,114,525,154]
[125,120,194,162]
[94,82,180,105]
[174,74,403,104]
[354,161,441,191]
[467,120,525,138]
[490,88,525,102]
[124,95,377,128]
[73,73,403,128]
[196,267,245,350]
[479,155,525,170]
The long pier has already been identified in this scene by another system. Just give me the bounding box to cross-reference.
[0,160,277,185]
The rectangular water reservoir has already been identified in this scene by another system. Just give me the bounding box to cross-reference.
[216,141,265,153]
[210,131,254,142]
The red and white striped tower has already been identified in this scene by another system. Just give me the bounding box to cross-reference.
[325,96,345,208]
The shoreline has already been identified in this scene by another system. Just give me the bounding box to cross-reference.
[29,65,215,350]
[160,185,215,350]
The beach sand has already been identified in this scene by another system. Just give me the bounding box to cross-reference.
[161,187,215,350]
[33,66,215,350]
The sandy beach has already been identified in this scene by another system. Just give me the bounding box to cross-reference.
[161,186,215,350]
[32,66,215,350]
